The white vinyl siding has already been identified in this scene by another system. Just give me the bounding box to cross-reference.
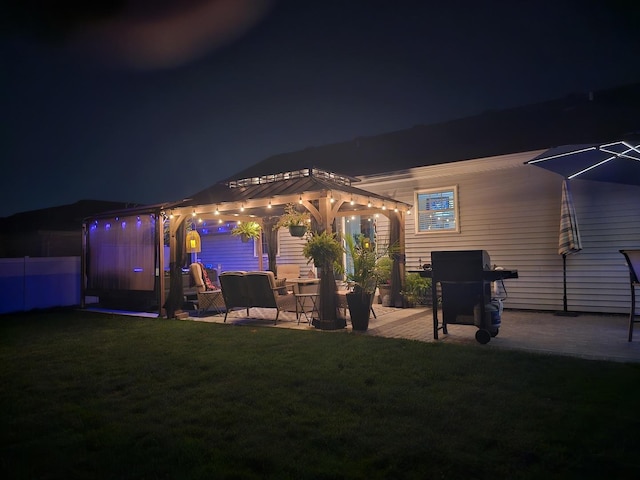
[358,151,640,314]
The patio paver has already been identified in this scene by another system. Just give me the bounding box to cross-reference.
[189,306,640,363]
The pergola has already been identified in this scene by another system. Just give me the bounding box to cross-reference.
[163,167,412,319]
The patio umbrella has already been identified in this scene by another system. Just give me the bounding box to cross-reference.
[527,136,640,315]
[526,136,640,186]
[557,180,582,315]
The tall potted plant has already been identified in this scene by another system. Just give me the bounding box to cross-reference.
[231,221,261,242]
[274,203,310,237]
[344,234,383,331]
[302,230,345,329]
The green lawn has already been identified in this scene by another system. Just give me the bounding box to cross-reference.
[2,310,640,479]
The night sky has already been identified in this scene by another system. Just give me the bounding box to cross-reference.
[2,0,639,218]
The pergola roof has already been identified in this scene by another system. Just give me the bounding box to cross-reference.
[172,168,411,220]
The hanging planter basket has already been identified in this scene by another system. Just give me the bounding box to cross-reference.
[240,234,251,243]
[289,225,307,237]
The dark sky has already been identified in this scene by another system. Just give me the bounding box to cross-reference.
[2,0,639,218]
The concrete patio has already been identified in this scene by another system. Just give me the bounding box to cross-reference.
[189,305,640,364]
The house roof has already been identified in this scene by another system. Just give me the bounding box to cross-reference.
[226,82,640,180]
[0,200,142,232]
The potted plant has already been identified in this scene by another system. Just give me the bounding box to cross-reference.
[302,230,345,329]
[401,273,432,307]
[274,203,310,237]
[344,234,385,331]
[231,221,261,242]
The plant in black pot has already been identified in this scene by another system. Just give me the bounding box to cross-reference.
[302,230,345,329]
[344,234,385,332]
[274,203,310,237]
[231,221,261,242]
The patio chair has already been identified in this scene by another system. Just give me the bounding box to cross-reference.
[276,264,299,279]
[189,263,225,315]
[219,271,296,324]
[244,271,296,323]
[219,271,251,322]
[620,250,640,341]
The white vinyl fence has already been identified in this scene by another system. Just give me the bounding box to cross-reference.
[0,257,80,314]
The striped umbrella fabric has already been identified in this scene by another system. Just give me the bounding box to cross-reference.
[558,179,582,256]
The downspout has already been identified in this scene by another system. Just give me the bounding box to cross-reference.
[156,211,164,318]
[81,222,87,309]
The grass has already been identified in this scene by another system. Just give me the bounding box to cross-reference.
[1,310,640,479]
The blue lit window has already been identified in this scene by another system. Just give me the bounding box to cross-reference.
[414,186,459,233]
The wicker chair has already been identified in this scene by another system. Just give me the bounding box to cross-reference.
[189,263,225,315]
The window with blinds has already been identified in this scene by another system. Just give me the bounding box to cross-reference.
[414,186,459,233]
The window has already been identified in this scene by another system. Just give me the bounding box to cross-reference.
[414,186,459,233]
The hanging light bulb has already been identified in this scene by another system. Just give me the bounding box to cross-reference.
[350,196,355,206]
[367,198,372,208]
[267,200,272,208]
[298,195,303,204]
[240,203,245,212]
[215,205,220,215]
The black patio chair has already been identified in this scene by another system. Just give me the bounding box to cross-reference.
[620,250,640,342]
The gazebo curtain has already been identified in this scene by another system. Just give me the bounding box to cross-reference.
[86,214,156,292]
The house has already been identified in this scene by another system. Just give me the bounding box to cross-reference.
[0,199,139,258]
[83,82,640,315]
